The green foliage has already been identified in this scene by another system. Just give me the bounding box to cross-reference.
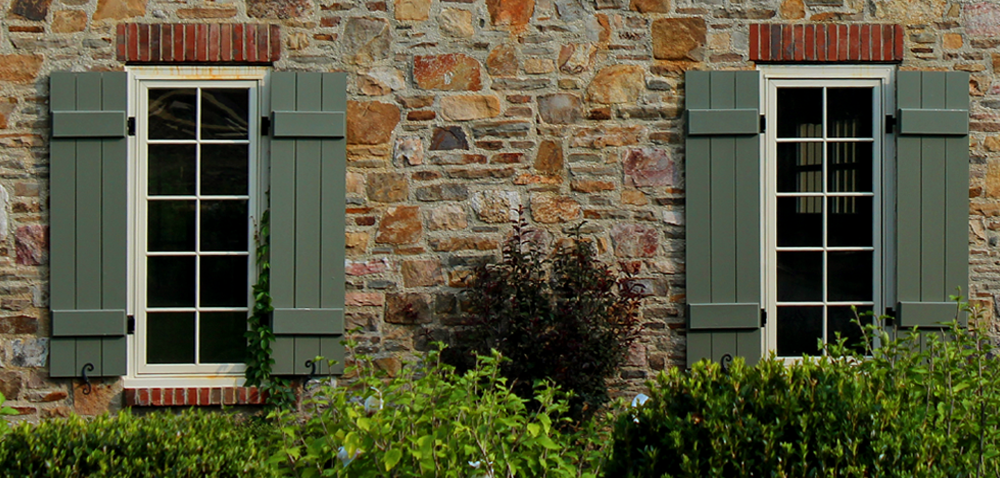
[0,392,17,434]
[245,207,295,408]
[455,214,643,422]
[0,409,276,477]
[606,304,1000,478]
[269,343,613,477]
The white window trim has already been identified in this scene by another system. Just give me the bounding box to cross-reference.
[758,65,895,358]
[124,66,270,388]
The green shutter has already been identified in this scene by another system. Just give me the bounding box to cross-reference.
[685,70,764,368]
[49,72,128,378]
[269,72,347,376]
[895,71,969,330]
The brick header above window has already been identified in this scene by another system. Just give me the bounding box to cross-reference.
[125,387,268,406]
[750,24,903,63]
[116,23,280,64]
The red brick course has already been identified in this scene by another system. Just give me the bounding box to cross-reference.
[125,387,268,406]
[751,23,903,63]
[116,23,280,64]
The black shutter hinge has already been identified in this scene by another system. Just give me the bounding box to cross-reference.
[261,116,271,136]
[127,117,136,136]
[760,309,767,328]
[127,315,135,334]
[885,115,896,134]
[884,307,895,327]
[759,115,766,134]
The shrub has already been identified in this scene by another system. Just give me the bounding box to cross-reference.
[0,409,276,477]
[606,309,1000,478]
[453,215,643,421]
[0,392,16,435]
[269,343,613,477]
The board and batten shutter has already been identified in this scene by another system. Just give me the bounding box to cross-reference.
[895,71,969,334]
[48,72,128,378]
[269,72,347,375]
[684,70,764,368]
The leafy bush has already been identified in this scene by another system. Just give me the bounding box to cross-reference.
[0,392,17,434]
[606,308,1000,477]
[454,215,643,421]
[270,343,613,477]
[0,409,276,477]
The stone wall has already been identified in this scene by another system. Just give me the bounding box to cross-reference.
[1,0,1000,420]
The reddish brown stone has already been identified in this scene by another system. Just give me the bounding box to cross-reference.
[401,259,444,287]
[366,172,408,202]
[0,371,21,400]
[487,44,519,77]
[51,10,87,33]
[630,0,669,13]
[571,180,615,193]
[15,225,46,265]
[652,18,706,61]
[486,0,534,29]
[558,43,596,74]
[491,153,525,164]
[537,93,581,124]
[347,101,400,145]
[385,293,432,324]
[93,0,145,21]
[571,126,644,148]
[394,136,424,166]
[611,224,659,257]
[376,206,422,244]
[779,0,805,20]
[586,65,645,104]
[0,55,42,84]
[407,111,436,121]
[0,315,38,334]
[535,140,563,176]
[10,0,52,21]
[623,147,677,187]
[531,193,581,224]
[414,54,482,91]
[429,237,499,251]
[176,6,237,18]
[430,126,469,150]
[248,0,311,18]
[73,381,121,416]
[346,292,385,306]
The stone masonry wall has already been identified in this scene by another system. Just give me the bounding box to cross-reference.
[1,0,1000,420]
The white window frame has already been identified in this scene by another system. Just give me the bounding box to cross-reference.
[124,67,269,387]
[758,65,895,358]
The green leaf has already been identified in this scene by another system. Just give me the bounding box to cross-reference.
[536,436,560,450]
[384,448,402,471]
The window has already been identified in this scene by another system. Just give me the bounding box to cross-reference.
[134,76,260,375]
[763,68,890,357]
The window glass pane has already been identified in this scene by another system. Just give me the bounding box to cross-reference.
[200,256,248,307]
[148,88,196,139]
[777,197,822,246]
[148,144,196,195]
[777,306,822,356]
[828,251,873,301]
[199,312,248,363]
[147,312,195,364]
[827,88,872,138]
[201,89,249,140]
[147,256,195,307]
[827,142,872,192]
[828,306,873,354]
[201,144,249,195]
[148,200,195,252]
[201,200,248,252]
[777,142,823,193]
[777,252,823,302]
[827,197,873,247]
[777,88,823,138]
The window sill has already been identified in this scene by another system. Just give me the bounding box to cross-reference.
[125,386,267,407]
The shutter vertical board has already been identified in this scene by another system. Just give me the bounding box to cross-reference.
[895,71,969,329]
[270,72,347,376]
[685,71,763,368]
[49,72,128,378]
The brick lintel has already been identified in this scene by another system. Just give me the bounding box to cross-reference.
[116,23,280,64]
[750,23,903,63]
[125,386,268,406]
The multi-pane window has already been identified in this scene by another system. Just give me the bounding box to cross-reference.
[135,81,257,374]
[766,79,884,357]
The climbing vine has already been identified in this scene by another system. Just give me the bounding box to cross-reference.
[245,208,296,408]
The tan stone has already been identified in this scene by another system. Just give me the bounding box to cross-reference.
[414,54,482,91]
[346,172,365,195]
[586,65,645,104]
[487,44,519,77]
[0,55,42,84]
[51,10,87,33]
[440,8,474,38]
[530,193,581,224]
[394,136,424,166]
[286,32,310,51]
[73,380,121,416]
[652,18,706,61]
[571,180,615,193]
[441,95,501,121]
[708,32,731,50]
[985,136,1000,152]
[358,67,406,96]
[524,58,555,74]
[343,17,391,65]
[92,0,145,21]
[471,190,519,223]
[486,0,534,29]
[376,206,422,244]
[630,0,669,13]
[366,172,408,203]
[535,140,563,176]
[622,189,649,206]
[346,291,384,306]
[943,33,963,50]
[176,6,238,19]
[558,43,596,74]
[987,161,1000,198]
[347,101,400,145]
[427,204,468,231]
[345,231,370,255]
[374,357,402,377]
[571,125,644,148]
[395,0,430,21]
[401,259,444,287]
[779,0,805,20]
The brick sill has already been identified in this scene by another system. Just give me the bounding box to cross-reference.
[126,387,268,407]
